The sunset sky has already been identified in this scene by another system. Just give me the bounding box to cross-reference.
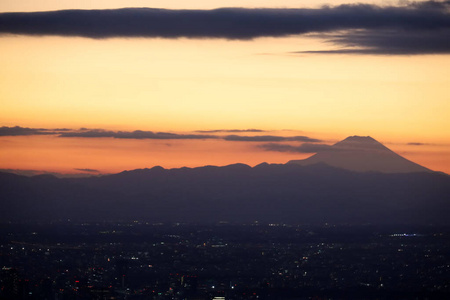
[0,0,449,175]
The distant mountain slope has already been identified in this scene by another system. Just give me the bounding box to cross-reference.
[288,136,431,173]
[1,163,449,225]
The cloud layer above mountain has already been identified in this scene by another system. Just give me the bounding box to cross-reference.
[259,143,334,153]
[0,126,320,143]
[0,1,449,54]
[59,130,216,140]
[0,126,66,136]
[224,135,320,142]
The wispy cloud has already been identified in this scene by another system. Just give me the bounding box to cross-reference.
[195,129,265,133]
[0,1,449,54]
[299,29,450,55]
[224,135,321,142]
[0,126,62,136]
[74,168,100,173]
[59,130,217,140]
[259,143,333,153]
[1,126,320,143]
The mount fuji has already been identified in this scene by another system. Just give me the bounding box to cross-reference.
[288,136,431,173]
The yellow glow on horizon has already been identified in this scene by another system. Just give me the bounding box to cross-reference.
[1,36,449,139]
[0,0,403,13]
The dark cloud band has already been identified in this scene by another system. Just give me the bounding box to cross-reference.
[0,126,217,139]
[0,2,449,54]
[0,126,319,142]
[0,126,59,136]
[59,130,217,140]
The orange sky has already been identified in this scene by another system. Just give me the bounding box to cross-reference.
[1,130,448,175]
[0,1,449,175]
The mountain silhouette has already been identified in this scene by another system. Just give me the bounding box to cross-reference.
[0,136,448,224]
[288,136,431,173]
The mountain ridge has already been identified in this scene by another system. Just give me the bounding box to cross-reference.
[1,162,448,225]
[0,136,447,224]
